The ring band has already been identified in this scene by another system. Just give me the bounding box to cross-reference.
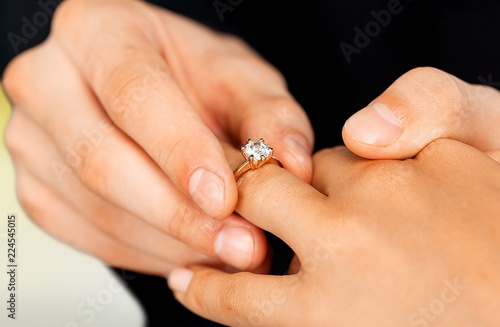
[233,138,283,180]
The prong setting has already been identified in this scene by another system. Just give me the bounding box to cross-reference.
[242,139,272,169]
[234,138,283,180]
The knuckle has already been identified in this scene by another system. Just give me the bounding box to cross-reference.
[407,66,465,100]
[260,96,298,118]
[166,202,202,240]
[202,38,286,86]
[313,146,355,167]
[311,148,333,165]
[153,136,195,182]
[16,178,47,227]
[418,138,454,158]
[77,147,109,194]
[4,119,21,156]
[51,0,87,34]
[241,96,303,138]
[2,51,36,102]
[52,0,148,42]
[189,272,247,325]
[2,61,21,100]
[314,146,347,160]
[219,277,241,317]
[218,34,283,77]
[101,71,154,123]
[85,202,117,231]
[403,67,468,119]
[394,67,473,135]
[190,270,214,310]
[3,114,32,161]
[218,33,250,51]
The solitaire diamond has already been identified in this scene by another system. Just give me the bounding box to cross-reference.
[242,138,273,166]
[234,137,283,179]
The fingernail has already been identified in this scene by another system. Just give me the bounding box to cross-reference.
[168,268,193,293]
[189,169,225,217]
[344,103,402,146]
[214,227,254,270]
[283,134,311,165]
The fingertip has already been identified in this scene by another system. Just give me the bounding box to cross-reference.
[167,267,194,293]
[215,214,268,271]
[342,123,401,160]
[214,226,255,270]
[187,162,238,220]
[343,103,403,148]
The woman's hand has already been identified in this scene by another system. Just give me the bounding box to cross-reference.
[169,139,500,326]
[2,0,314,275]
[343,67,500,161]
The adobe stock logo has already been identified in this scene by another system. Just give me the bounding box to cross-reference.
[339,0,409,64]
[7,0,62,53]
[213,0,244,21]
[408,277,466,327]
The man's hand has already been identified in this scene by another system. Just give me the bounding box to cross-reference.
[168,139,500,326]
[2,0,314,275]
[343,67,500,161]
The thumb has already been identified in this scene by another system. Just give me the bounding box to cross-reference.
[342,67,500,160]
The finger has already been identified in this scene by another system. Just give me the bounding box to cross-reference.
[156,10,314,181]
[6,111,221,268]
[415,139,500,181]
[4,44,267,271]
[312,141,500,198]
[311,145,418,203]
[51,0,236,218]
[168,266,295,327]
[223,143,327,253]
[342,67,500,159]
[14,168,173,276]
[311,145,369,196]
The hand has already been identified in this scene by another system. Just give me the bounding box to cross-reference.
[168,139,500,326]
[2,0,313,275]
[343,67,500,161]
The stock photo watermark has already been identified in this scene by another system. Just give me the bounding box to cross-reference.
[4,214,18,320]
[408,277,466,327]
[7,0,62,53]
[213,0,244,21]
[474,74,500,102]
[339,0,413,64]
[60,273,135,327]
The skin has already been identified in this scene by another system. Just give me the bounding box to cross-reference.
[342,66,500,161]
[2,0,314,275]
[169,139,500,327]
[3,0,500,280]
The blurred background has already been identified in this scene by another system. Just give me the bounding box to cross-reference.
[0,85,145,327]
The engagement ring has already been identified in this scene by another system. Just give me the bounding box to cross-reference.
[233,138,283,180]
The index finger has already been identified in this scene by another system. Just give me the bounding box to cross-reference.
[52,0,237,218]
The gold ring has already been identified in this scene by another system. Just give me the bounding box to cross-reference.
[234,138,283,180]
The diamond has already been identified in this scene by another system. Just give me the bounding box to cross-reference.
[242,138,273,167]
